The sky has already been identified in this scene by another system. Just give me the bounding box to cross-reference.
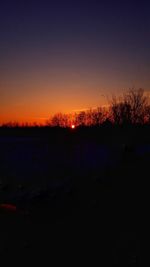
[0,0,150,124]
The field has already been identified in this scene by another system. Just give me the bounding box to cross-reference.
[0,127,148,265]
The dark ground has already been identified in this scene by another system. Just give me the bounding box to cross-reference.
[0,126,148,265]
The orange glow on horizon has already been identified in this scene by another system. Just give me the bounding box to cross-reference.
[0,77,110,125]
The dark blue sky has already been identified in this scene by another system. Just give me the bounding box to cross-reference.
[0,0,150,123]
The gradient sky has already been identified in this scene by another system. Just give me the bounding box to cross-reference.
[0,0,150,124]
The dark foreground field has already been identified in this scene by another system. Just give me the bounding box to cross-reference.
[0,127,148,265]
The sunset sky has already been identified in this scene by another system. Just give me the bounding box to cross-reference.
[0,0,150,124]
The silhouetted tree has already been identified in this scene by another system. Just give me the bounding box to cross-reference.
[75,111,87,126]
[50,113,69,127]
[144,105,150,124]
[110,88,149,125]
[89,107,106,126]
[47,113,74,127]
[110,96,123,124]
[124,88,148,124]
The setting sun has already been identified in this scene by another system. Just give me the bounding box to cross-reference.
[71,124,75,129]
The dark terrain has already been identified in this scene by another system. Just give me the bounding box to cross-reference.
[0,126,148,265]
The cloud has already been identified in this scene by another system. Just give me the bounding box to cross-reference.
[72,108,89,112]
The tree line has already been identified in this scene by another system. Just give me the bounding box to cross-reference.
[1,88,150,128]
[48,88,150,127]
